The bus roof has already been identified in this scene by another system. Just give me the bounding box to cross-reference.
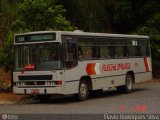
[15,31,149,39]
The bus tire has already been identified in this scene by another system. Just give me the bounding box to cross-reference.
[77,80,89,101]
[117,74,133,93]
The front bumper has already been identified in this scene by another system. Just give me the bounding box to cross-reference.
[13,86,64,95]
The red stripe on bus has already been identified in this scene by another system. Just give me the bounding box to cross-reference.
[86,64,92,75]
[144,57,149,72]
[86,63,96,75]
[91,63,96,75]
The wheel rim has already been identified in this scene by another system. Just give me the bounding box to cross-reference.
[126,76,133,90]
[80,83,88,98]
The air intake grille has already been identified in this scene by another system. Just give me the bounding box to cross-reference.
[18,75,52,81]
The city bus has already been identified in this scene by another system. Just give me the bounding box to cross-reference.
[13,31,152,101]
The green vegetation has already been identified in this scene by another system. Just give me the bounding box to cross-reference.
[0,0,160,70]
[0,0,76,70]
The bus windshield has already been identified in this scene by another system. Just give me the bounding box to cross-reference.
[14,43,62,71]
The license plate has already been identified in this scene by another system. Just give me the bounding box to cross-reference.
[31,89,39,94]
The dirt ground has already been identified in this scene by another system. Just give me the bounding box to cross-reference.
[0,93,24,104]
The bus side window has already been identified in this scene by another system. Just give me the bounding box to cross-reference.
[91,47,97,58]
[115,46,125,58]
[65,43,78,69]
[78,48,83,60]
[99,47,112,59]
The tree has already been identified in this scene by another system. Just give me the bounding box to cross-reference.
[12,0,75,32]
[136,13,160,57]
[1,0,160,70]
[0,0,76,70]
[0,0,20,71]
[0,0,19,46]
[0,31,14,71]
[59,0,109,32]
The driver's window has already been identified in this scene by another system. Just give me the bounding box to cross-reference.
[66,44,76,61]
[65,42,78,69]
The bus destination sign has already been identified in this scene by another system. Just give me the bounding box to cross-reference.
[15,33,56,43]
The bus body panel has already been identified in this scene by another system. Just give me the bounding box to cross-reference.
[13,31,152,97]
[63,57,152,93]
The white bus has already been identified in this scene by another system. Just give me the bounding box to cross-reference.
[13,31,152,101]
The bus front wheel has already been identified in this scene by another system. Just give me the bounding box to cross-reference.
[77,80,89,101]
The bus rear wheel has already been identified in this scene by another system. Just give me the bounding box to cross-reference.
[117,74,133,93]
[77,80,89,101]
